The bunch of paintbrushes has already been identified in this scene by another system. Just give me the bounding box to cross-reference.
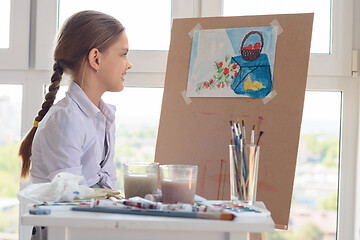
[229,120,263,202]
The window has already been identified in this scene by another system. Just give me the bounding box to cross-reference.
[266,91,341,239]
[0,0,30,69]
[58,0,171,51]
[0,84,22,240]
[223,0,331,54]
[104,88,163,192]
[56,0,171,76]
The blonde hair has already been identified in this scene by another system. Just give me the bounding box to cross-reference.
[19,10,124,178]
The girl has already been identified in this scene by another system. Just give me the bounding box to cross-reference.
[19,10,132,189]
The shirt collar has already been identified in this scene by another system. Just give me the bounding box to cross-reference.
[99,99,116,126]
[66,82,116,125]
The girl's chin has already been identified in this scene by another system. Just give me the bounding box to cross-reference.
[118,84,125,92]
[108,84,124,92]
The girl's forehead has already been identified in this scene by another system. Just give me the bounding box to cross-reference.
[112,32,129,49]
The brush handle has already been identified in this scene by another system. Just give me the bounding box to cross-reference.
[72,207,235,221]
[73,207,195,218]
[197,212,235,221]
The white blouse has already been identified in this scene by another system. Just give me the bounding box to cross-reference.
[30,82,117,189]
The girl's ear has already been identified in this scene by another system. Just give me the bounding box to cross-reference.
[88,48,101,72]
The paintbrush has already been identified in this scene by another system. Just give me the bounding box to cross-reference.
[230,121,244,198]
[230,138,241,197]
[251,124,255,145]
[230,120,236,140]
[239,131,247,186]
[256,131,264,146]
[241,119,246,144]
[72,207,236,221]
[236,121,242,136]
[196,211,235,221]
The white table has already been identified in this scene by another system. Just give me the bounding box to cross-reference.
[21,202,274,240]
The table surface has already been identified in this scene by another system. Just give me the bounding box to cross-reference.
[21,201,274,240]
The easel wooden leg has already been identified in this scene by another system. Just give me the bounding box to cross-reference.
[249,233,265,240]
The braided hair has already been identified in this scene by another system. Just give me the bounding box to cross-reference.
[19,10,124,178]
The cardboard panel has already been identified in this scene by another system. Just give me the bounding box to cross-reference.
[155,14,313,228]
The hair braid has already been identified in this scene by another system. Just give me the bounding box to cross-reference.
[18,62,64,179]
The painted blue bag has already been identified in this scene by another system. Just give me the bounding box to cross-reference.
[230,31,272,98]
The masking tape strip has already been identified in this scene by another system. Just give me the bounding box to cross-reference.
[270,19,283,35]
[188,23,203,39]
[181,90,192,105]
[262,89,277,104]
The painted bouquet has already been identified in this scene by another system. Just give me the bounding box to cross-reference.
[196,56,240,93]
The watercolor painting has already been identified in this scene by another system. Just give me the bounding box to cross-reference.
[186,26,278,98]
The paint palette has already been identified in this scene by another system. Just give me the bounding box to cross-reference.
[197,201,271,217]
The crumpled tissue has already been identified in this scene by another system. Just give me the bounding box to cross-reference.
[17,172,96,204]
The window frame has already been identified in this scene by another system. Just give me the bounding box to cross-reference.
[0,0,354,239]
[307,0,354,77]
[306,76,358,240]
[0,0,30,70]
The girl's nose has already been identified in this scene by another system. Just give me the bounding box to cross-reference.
[127,61,132,70]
